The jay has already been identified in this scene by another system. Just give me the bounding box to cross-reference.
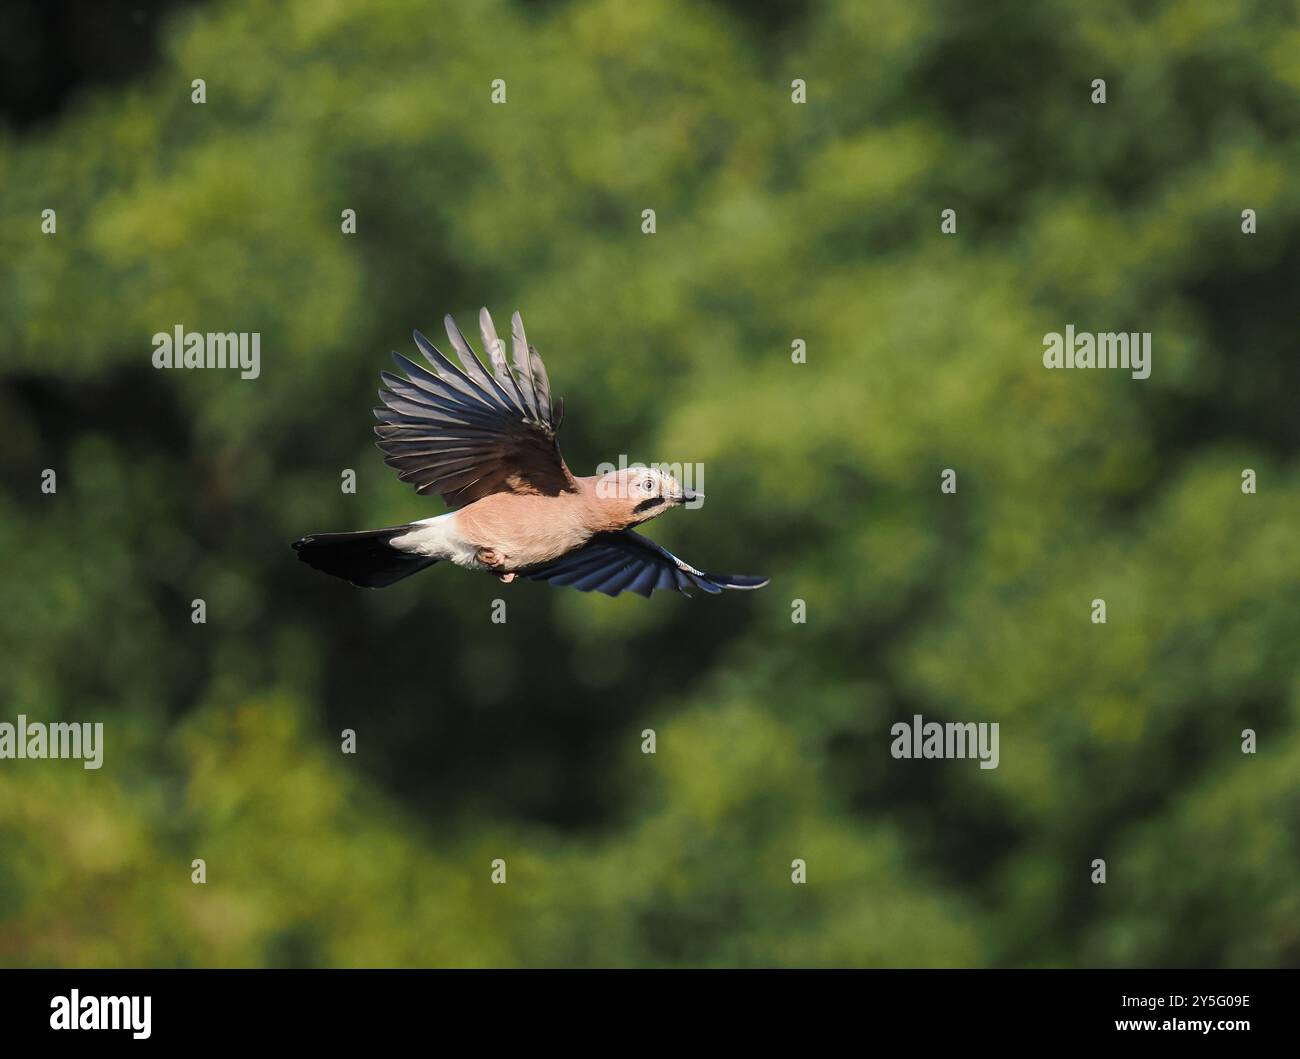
[293,309,769,598]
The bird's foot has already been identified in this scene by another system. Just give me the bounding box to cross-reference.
[497,572,517,584]
[476,546,509,572]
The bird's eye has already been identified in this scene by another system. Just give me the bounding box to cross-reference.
[642,479,656,494]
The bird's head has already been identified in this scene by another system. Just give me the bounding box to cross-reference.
[592,465,702,528]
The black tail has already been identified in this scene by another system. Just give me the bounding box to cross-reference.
[292,525,437,588]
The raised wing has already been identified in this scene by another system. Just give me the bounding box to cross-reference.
[375,309,573,508]
[520,529,769,598]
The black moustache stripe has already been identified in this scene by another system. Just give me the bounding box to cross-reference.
[633,498,665,514]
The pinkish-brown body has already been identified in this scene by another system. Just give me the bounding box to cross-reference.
[388,467,688,575]
[457,480,618,568]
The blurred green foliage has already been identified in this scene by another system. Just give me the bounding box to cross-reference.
[2,0,1299,967]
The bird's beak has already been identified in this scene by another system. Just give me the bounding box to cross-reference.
[680,488,704,507]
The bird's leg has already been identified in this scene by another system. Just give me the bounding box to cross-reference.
[475,546,514,583]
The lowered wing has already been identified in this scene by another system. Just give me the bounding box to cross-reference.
[520,529,769,598]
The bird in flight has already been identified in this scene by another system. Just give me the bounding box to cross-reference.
[292,309,769,598]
